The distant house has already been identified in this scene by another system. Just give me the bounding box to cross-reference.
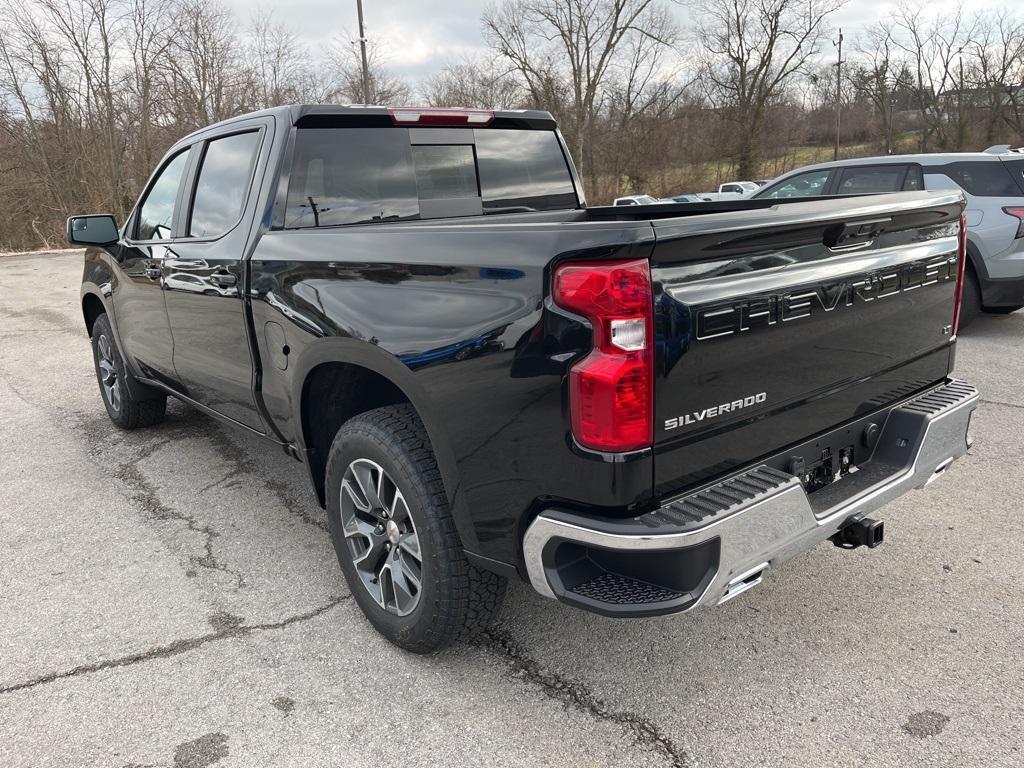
[937,84,1024,109]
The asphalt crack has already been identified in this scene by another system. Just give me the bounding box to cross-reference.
[114,449,247,590]
[0,596,350,696]
[979,397,1024,411]
[478,627,688,767]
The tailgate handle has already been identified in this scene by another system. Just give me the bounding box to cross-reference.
[823,217,892,250]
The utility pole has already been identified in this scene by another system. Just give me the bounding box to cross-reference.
[356,0,370,104]
[833,28,843,161]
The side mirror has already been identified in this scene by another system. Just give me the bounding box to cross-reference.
[67,215,119,246]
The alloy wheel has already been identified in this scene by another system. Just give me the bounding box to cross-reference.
[339,458,423,616]
[96,334,121,413]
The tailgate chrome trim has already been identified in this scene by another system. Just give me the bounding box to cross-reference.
[523,379,978,609]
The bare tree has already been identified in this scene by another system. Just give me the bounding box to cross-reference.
[689,0,845,179]
[165,0,247,130]
[968,10,1024,143]
[424,55,525,109]
[849,24,911,154]
[330,36,411,105]
[887,1,978,151]
[483,0,679,192]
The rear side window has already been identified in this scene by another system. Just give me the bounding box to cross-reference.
[285,127,577,228]
[931,161,1021,197]
[834,164,921,194]
[190,131,262,238]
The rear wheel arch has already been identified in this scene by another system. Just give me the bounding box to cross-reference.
[294,349,461,523]
[964,237,989,282]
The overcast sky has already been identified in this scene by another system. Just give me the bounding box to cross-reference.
[224,0,1012,83]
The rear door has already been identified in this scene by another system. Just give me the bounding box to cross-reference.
[161,120,270,429]
[649,192,964,496]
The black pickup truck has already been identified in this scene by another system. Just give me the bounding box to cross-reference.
[70,105,978,652]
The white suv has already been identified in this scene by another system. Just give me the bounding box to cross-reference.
[753,151,1024,323]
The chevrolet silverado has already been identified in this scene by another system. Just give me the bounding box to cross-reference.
[70,105,978,652]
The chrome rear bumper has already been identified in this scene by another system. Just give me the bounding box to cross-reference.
[522,379,978,616]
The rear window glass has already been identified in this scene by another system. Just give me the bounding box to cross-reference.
[285,127,577,228]
[476,130,578,212]
[411,145,478,200]
[1001,159,1024,194]
[286,129,419,228]
[932,161,1021,197]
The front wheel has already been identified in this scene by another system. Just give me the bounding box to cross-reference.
[91,314,167,429]
[325,404,506,653]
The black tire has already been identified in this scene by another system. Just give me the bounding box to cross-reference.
[958,266,981,330]
[91,314,167,429]
[985,304,1023,315]
[325,404,506,653]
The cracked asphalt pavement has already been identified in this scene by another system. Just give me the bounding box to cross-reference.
[1,250,1022,767]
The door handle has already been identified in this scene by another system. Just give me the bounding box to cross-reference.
[145,267,162,280]
[210,272,238,288]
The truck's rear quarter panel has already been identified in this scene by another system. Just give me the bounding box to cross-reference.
[247,218,657,565]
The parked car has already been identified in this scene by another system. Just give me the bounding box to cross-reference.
[70,104,976,653]
[752,152,1024,322]
[698,181,761,201]
[613,194,662,206]
[669,193,707,203]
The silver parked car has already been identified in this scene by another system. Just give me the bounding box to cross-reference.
[752,150,1024,323]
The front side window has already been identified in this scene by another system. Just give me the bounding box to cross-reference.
[757,169,832,199]
[137,150,189,241]
[190,131,262,238]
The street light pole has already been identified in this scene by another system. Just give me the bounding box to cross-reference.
[356,0,370,105]
[834,28,843,161]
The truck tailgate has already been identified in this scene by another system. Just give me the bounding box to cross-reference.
[650,191,965,496]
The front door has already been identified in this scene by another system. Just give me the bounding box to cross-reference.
[112,147,192,386]
[161,125,267,429]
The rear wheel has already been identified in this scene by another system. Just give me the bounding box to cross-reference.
[985,304,1023,315]
[91,314,167,429]
[325,404,506,653]
[958,266,982,329]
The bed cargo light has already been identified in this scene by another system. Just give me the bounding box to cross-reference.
[552,259,654,452]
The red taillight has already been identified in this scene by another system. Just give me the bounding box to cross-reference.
[951,212,968,338]
[1003,206,1024,239]
[552,259,654,452]
[387,107,494,126]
